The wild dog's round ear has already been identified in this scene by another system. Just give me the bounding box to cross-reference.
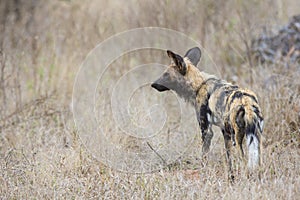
[167,50,187,75]
[184,47,201,67]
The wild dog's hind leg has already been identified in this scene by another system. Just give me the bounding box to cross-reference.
[222,129,234,182]
[236,129,246,161]
[225,121,236,147]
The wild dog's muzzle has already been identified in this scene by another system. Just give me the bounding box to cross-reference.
[151,83,170,92]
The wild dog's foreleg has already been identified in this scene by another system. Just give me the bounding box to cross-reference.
[197,104,213,155]
[222,128,234,181]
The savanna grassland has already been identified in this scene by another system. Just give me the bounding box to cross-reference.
[0,0,299,199]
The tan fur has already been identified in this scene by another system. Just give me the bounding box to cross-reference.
[184,58,205,90]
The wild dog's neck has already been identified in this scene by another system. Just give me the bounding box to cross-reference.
[175,59,209,106]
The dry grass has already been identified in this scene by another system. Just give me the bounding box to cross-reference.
[0,0,299,199]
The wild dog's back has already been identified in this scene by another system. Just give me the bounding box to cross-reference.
[206,80,238,126]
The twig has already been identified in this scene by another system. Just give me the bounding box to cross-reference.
[146,141,168,168]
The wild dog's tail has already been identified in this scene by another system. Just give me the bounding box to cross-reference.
[246,119,260,170]
[236,105,264,170]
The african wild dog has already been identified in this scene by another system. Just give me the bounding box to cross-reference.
[151,47,264,179]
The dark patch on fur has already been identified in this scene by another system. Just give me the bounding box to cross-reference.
[216,85,238,114]
[199,104,210,141]
[216,89,228,114]
[216,85,234,113]
[243,93,258,103]
[225,87,239,111]
[228,91,258,107]
[228,91,243,106]
[246,122,259,143]
[225,121,236,146]
[252,105,263,120]
[248,135,254,146]
[167,50,187,75]
[236,106,246,128]
[222,128,231,141]
[211,80,226,92]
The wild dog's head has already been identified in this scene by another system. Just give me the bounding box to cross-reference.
[151,47,203,103]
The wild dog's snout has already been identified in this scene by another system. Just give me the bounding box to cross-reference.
[151,71,171,92]
[151,81,169,92]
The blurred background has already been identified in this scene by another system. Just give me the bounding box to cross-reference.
[0,0,299,111]
[0,0,299,199]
